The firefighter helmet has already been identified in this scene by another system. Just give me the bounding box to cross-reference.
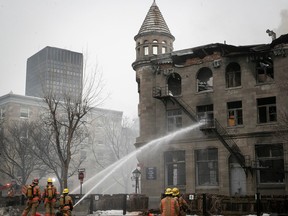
[33,178,39,184]
[172,187,180,196]
[47,178,53,183]
[63,188,69,194]
[165,187,172,195]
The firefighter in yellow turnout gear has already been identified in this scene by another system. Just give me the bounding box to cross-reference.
[172,187,190,216]
[42,178,57,216]
[59,188,73,216]
[22,178,42,216]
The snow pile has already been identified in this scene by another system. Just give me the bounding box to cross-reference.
[88,210,143,216]
[0,206,20,216]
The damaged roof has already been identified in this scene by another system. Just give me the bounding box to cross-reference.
[170,34,288,63]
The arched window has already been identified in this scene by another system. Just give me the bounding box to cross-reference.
[143,40,149,55]
[256,57,274,83]
[161,41,167,54]
[226,62,241,88]
[197,67,213,92]
[153,45,158,55]
[167,73,181,96]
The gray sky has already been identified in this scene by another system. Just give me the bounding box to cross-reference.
[0,0,287,119]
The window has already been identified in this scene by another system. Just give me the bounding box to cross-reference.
[167,109,182,132]
[152,45,158,55]
[196,148,218,186]
[255,144,284,183]
[20,128,29,143]
[164,151,186,186]
[162,41,167,54]
[144,46,149,56]
[20,107,29,119]
[197,104,214,126]
[256,57,274,83]
[257,97,277,123]
[197,67,213,92]
[227,101,243,126]
[167,73,181,96]
[226,62,241,88]
[0,108,5,119]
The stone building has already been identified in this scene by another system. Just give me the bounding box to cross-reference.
[132,1,288,208]
[0,92,124,192]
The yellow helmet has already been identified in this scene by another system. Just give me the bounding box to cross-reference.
[172,187,179,196]
[165,187,172,195]
[47,178,53,183]
[63,188,69,194]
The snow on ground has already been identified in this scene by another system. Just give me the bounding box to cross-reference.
[87,211,272,216]
[88,210,143,216]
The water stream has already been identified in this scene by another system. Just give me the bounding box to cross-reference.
[73,122,202,207]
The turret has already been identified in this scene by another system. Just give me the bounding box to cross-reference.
[132,0,175,143]
[132,0,175,70]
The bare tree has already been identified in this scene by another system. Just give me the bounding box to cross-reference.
[32,64,107,190]
[89,115,138,192]
[0,120,46,186]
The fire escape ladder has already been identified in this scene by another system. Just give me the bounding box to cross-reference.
[212,119,252,175]
[169,96,198,122]
[152,86,251,174]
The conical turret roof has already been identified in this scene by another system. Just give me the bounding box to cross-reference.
[137,1,172,36]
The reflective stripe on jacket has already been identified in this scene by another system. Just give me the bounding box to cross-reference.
[160,196,179,216]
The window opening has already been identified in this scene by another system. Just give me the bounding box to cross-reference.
[167,109,182,132]
[255,144,284,183]
[164,151,186,186]
[20,107,29,119]
[227,101,243,126]
[153,45,158,55]
[197,104,214,126]
[226,62,241,88]
[162,47,167,54]
[0,108,5,119]
[256,57,274,83]
[167,73,181,96]
[257,97,277,123]
[197,67,213,92]
[196,148,218,186]
[144,46,149,56]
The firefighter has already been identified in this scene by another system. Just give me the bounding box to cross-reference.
[58,188,73,216]
[172,187,189,216]
[160,188,179,216]
[22,178,41,216]
[42,178,57,216]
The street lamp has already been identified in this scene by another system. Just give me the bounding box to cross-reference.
[78,168,85,195]
[132,168,141,194]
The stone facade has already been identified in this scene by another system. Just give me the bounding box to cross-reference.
[133,2,288,208]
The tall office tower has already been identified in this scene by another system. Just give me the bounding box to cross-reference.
[25,46,83,99]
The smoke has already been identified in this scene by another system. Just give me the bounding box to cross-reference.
[275,9,288,36]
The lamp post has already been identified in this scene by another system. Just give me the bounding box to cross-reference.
[132,168,141,194]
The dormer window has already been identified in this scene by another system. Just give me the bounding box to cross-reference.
[153,40,158,43]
